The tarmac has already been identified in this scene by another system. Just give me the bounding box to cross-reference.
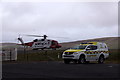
[2,61,120,79]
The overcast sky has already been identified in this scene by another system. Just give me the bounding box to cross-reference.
[2,2,118,43]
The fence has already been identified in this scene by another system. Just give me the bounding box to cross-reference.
[0,48,17,61]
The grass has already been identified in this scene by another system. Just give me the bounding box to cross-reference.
[105,49,120,63]
[7,49,120,64]
[17,50,64,62]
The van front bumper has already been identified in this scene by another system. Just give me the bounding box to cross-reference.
[62,54,79,59]
[63,55,74,57]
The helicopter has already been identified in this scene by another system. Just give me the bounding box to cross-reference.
[18,35,62,50]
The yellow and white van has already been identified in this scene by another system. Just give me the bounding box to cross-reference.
[62,42,109,64]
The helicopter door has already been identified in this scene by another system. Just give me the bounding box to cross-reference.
[32,40,51,49]
[43,40,51,48]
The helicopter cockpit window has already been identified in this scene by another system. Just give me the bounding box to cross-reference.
[52,41,57,45]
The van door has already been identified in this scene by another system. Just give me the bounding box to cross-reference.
[86,45,98,61]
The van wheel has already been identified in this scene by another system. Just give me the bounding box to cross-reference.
[78,55,86,64]
[98,55,105,64]
[64,59,70,64]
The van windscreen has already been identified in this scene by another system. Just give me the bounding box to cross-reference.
[71,45,87,49]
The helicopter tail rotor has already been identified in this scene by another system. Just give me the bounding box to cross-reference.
[17,34,24,45]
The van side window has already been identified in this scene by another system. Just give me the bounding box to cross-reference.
[105,45,107,48]
[92,46,97,50]
[100,44,103,48]
[87,45,97,50]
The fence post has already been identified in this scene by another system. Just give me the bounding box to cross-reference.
[26,49,28,61]
[58,53,60,59]
[15,48,17,61]
[10,50,12,61]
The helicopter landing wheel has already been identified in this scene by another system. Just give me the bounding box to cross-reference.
[33,49,38,50]
[41,48,44,50]
[52,48,56,50]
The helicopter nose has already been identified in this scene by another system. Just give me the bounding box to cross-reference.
[58,44,62,48]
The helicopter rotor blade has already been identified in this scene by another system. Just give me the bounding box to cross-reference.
[26,35,43,37]
[49,36,69,39]
[18,34,69,39]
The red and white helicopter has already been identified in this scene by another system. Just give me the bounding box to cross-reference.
[18,35,62,50]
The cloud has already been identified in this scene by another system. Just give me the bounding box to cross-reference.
[2,2,118,43]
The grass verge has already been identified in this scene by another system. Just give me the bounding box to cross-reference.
[3,49,120,64]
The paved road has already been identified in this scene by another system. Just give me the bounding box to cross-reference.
[2,61,120,79]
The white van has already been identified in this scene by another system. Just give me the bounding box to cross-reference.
[62,42,109,64]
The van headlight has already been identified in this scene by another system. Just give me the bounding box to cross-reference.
[73,52,78,54]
